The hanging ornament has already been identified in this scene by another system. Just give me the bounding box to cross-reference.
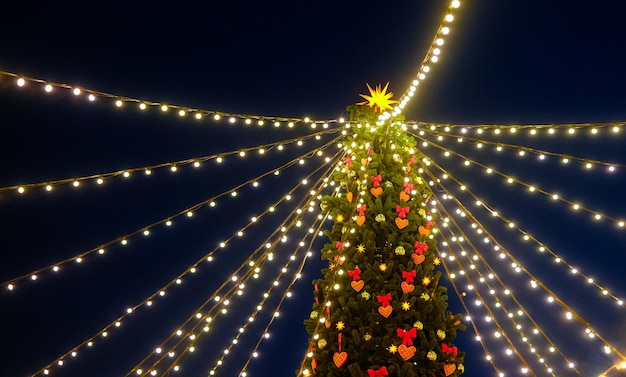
[443,364,456,376]
[420,293,430,301]
[310,311,318,319]
[375,214,386,222]
[398,344,417,361]
[394,246,406,255]
[403,181,414,193]
[418,208,426,217]
[395,205,410,219]
[422,276,431,286]
[441,343,458,357]
[378,263,387,272]
[412,253,425,265]
[401,301,411,311]
[395,218,409,229]
[351,280,365,292]
[367,366,389,377]
[346,192,354,203]
[357,216,366,226]
[413,321,424,330]
[427,350,437,361]
[401,282,415,294]
[402,270,416,283]
[357,244,366,253]
[357,204,367,216]
[364,333,372,341]
[336,321,346,330]
[333,333,348,368]
[437,330,446,340]
[361,291,371,300]
[414,241,428,255]
[396,327,417,345]
[384,180,394,188]
[370,174,382,187]
[311,358,318,370]
[318,339,327,349]
[388,345,398,354]
[348,267,362,281]
[343,157,353,167]
[399,191,410,202]
[378,306,393,318]
[361,158,369,166]
[418,226,430,236]
[370,187,383,198]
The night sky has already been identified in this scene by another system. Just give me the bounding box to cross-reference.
[2,1,626,377]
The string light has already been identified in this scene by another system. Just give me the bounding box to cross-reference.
[1,70,342,127]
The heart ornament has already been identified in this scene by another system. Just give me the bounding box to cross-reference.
[444,364,456,376]
[378,305,393,318]
[346,192,354,203]
[419,226,430,236]
[401,281,415,294]
[398,344,416,361]
[333,352,348,368]
[370,187,383,198]
[395,218,409,229]
[351,280,365,292]
[356,216,366,226]
[399,191,410,202]
[411,253,425,265]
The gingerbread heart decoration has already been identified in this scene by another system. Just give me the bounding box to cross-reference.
[333,352,348,368]
[378,305,393,318]
[444,364,456,376]
[361,158,368,166]
[370,187,383,198]
[346,192,354,203]
[411,253,425,265]
[401,281,415,294]
[356,216,366,226]
[351,280,365,292]
[398,344,416,361]
[419,226,430,236]
[395,218,408,229]
[399,191,410,202]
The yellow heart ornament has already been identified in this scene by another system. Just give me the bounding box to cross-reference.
[395,218,409,229]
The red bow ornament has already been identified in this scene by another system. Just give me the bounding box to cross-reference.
[408,156,417,165]
[336,241,343,250]
[367,367,389,377]
[403,182,414,194]
[376,293,392,307]
[414,241,428,255]
[396,206,410,219]
[402,270,416,283]
[425,221,434,229]
[357,204,367,216]
[370,174,382,187]
[342,157,353,167]
[347,267,362,281]
[441,343,458,356]
[397,327,417,345]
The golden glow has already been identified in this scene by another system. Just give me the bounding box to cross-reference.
[358,83,398,113]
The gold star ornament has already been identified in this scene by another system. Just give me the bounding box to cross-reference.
[358,83,398,113]
[389,345,398,354]
[336,321,345,330]
[401,301,411,311]
[357,244,366,253]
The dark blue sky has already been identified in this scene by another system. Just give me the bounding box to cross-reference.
[2,1,626,376]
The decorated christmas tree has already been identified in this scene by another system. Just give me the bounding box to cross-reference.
[301,84,466,377]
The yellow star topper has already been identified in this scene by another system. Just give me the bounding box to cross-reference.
[358,83,398,113]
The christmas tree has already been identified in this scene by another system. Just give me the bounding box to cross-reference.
[301,84,466,377]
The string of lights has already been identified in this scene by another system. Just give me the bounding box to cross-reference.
[418,127,623,173]
[410,132,626,228]
[1,128,341,195]
[28,151,341,377]
[128,163,335,377]
[420,161,626,362]
[436,210,575,376]
[421,155,625,306]
[0,70,344,127]
[388,0,462,118]
[2,135,343,294]
[407,121,626,134]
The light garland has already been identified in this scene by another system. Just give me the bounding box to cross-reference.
[389,0,462,118]
[406,121,626,135]
[419,127,623,174]
[421,154,625,306]
[436,231,561,376]
[0,70,343,128]
[2,136,343,294]
[419,161,626,363]
[128,172,334,377]
[437,212,575,376]
[1,128,340,195]
[410,131,626,228]
[28,152,341,377]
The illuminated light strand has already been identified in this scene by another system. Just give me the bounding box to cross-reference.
[410,131,626,228]
[433,244,507,377]
[0,70,342,127]
[406,121,626,134]
[232,216,327,377]
[2,135,343,294]
[422,154,625,306]
[28,154,339,377]
[436,209,575,375]
[184,208,327,377]
[1,128,340,195]
[437,231,560,377]
[390,0,462,118]
[420,161,626,361]
[127,167,335,377]
[420,127,623,173]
